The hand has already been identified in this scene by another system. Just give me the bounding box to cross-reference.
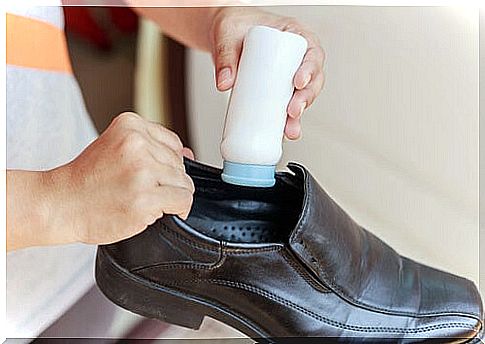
[45,112,195,245]
[210,7,325,140]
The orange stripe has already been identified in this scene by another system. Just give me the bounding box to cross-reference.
[6,13,73,74]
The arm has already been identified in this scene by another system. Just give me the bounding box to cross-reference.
[131,7,219,52]
[7,169,70,251]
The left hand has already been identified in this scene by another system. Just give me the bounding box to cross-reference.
[210,7,325,140]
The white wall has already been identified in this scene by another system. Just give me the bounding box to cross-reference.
[187,6,479,291]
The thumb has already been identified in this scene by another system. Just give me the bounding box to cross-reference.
[214,37,242,92]
[182,147,195,160]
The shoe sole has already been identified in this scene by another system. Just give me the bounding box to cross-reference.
[95,247,483,344]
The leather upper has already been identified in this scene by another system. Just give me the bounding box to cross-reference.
[101,159,483,340]
[287,163,482,319]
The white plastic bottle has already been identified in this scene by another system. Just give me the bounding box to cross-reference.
[220,25,308,187]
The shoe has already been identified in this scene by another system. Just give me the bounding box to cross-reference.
[95,159,483,343]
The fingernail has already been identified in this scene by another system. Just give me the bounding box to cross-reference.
[302,74,311,88]
[217,67,232,89]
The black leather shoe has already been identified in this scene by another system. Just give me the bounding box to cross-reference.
[95,159,483,343]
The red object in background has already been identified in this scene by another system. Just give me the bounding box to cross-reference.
[63,7,111,50]
[63,7,138,51]
[108,7,138,34]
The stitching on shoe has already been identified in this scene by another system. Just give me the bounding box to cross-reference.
[303,239,482,320]
[175,162,481,322]
[280,250,331,293]
[162,222,285,254]
[132,248,226,272]
[225,247,284,254]
[134,262,222,271]
[168,278,477,334]
[289,167,482,320]
[101,247,480,338]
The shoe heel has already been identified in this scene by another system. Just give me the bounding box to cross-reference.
[154,288,205,329]
[95,247,205,330]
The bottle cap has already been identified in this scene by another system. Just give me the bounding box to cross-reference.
[221,161,276,187]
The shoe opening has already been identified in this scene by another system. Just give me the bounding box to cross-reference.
[184,170,304,244]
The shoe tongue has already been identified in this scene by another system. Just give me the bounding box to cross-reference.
[287,163,375,296]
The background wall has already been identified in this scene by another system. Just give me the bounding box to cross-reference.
[187,6,480,292]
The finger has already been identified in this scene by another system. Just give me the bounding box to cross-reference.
[213,33,243,91]
[144,138,185,171]
[111,111,141,130]
[281,20,321,51]
[155,164,195,194]
[284,116,301,140]
[143,121,184,155]
[182,147,195,160]
[294,66,312,91]
[154,186,194,220]
[287,90,314,119]
[296,27,321,50]
[131,187,193,229]
[287,99,307,120]
[294,46,325,90]
[288,72,325,118]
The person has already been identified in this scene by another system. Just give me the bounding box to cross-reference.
[7,6,325,250]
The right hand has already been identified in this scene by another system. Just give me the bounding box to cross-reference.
[46,112,195,245]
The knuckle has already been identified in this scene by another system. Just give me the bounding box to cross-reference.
[298,89,314,107]
[166,130,183,151]
[295,90,306,104]
[122,130,146,151]
[114,112,139,127]
[186,175,195,193]
[216,42,233,60]
[308,89,318,105]
[283,18,306,34]
[179,171,195,193]
[284,17,299,28]
[179,189,194,208]
[174,167,188,182]
[315,72,325,92]
[167,149,183,167]
[314,46,325,61]
[318,78,325,92]
[309,31,322,47]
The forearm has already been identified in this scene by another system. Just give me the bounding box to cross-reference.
[6,168,75,251]
[132,6,221,52]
